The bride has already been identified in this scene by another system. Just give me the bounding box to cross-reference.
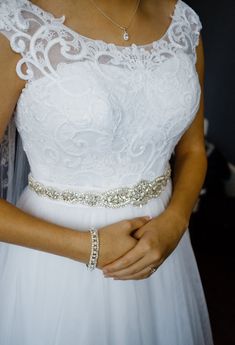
[0,0,214,344]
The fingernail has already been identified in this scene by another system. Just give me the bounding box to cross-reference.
[144,216,152,220]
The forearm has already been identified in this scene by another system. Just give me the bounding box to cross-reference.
[0,199,90,263]
[166,150,207,229]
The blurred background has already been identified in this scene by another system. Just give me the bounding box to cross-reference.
[186,0,235,344]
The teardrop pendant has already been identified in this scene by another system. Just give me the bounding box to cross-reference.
[123,29,129,41]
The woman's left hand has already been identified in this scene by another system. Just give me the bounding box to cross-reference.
[102,209,188,280]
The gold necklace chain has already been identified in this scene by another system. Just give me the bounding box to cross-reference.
[88,0,141,41]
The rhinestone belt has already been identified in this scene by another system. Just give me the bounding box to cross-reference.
[28,167,171,208]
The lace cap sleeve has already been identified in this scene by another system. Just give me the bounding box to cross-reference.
[0,0,29,43]
[182,1,202,49]
[0,0,64,82]
[0,0,33,80]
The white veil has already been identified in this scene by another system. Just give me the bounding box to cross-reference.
[0,114,29,205]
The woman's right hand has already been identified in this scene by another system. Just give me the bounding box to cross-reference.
[96,216,151,269]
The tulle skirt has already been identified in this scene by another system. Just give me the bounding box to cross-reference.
[0,178,214,345]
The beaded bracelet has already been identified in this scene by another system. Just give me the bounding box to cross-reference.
[86,227,100,271]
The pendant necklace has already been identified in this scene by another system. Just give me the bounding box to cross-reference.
[88,0,141,41]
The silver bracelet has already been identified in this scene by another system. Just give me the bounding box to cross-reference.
[86,227,100,271]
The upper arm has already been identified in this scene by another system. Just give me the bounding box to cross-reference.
[174,34,206,157]
[0,34,26,142]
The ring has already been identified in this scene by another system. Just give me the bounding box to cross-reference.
[150,267,157,275]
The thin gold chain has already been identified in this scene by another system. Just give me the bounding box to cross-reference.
[88,0,141,40]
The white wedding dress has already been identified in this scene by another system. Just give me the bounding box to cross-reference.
[0,0,214,344]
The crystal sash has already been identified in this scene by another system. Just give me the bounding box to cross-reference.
[28,167,171,208]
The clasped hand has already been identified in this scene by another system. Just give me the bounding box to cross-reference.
[101,209,188,281]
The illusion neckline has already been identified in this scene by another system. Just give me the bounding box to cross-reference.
[25,0,181,50]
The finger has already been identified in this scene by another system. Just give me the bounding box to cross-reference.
[132,227,146,240]
[102,245,143,274]
[113,266,157,281]
[105,256,151,279]
[126,216,152,231]
[132,219,154,239]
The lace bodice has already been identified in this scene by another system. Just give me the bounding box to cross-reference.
[0,0,202,189]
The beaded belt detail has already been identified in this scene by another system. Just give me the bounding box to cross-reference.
[28,167,171,208]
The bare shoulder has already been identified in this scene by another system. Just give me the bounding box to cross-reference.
[145,0,178,14]
[163,0,179,12]
[30,0,69,16]
[141,0,179,29]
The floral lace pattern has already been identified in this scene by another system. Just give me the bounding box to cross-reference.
[0,0,202,81]
[0,0,202,189]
